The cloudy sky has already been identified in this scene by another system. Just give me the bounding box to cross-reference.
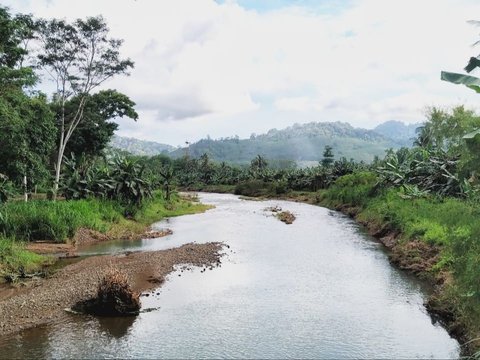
[5,0,480,146]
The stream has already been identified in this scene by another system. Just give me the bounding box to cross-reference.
[0,193,459,358]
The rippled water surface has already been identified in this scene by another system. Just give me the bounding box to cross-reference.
[0,193,459,358]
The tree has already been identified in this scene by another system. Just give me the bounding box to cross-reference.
[321,145,334,167]
[59,89,138,159]
[0,7,36,91]
[37,16,134,198]
[250,154,268,172]
[0,93,56,187]
[0,7,55,197]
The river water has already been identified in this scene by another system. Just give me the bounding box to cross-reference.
[0,193,459,358]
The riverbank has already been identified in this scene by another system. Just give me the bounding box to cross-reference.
[0,192,213,280]
[0,242,223,337]
[190,183,479,355]
[0,192,220,337]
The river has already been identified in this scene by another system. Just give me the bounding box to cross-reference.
[0,193,459,358]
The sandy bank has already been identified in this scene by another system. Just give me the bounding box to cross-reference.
[0,242,223,337]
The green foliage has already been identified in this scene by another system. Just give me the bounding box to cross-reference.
[61,90,138,159]
[0,173,15,203]
[0,237,47,276]
[0,199,121,242]
[60,155,153,213]
[234,180,272,197]
[37,15,134,196]
[0,7,37,90]
[134,191,211,225]
[322,171,378,207]
[109,156,152,211]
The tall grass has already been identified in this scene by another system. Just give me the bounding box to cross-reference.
[0,199,123,242]
[0,237,48,275]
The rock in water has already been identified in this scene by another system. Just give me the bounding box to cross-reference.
[73,268,140,316]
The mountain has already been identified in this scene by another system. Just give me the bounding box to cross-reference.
[373,120,422,147]
[170,121,403,164]
[110,135,175,156]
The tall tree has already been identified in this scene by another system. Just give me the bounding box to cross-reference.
[0,7,36,91]
[37,16,134,198]
[59,89,138,159]
[0,7,55,198]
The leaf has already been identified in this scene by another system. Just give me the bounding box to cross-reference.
[464,57,480,73]
[441,71,480,91]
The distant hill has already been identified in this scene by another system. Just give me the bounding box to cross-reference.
[170,121,404,164]
[110,135,175,156]
[373,120,422,147]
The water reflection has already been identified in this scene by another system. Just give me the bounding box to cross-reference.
[96,315,136,338]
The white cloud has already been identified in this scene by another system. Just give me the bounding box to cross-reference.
[4,0,480,144]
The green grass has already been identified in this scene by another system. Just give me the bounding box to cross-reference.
[0,199,123,243]
[0,237,49,277]
[134,192,213,225]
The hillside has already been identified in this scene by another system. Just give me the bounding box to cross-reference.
[373,120,422,147]
[109,135,175,156]
[171,121,403,164]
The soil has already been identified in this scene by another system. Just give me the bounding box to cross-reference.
[0,242,224,337]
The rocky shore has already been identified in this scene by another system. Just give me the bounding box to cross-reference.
[0,242,223,337]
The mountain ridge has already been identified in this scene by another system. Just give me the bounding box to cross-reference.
[111,120,420,163]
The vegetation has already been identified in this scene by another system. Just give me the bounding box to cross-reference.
[168,121,405,164]
[0,198,119,242]
[37,15,134,197]
[0,237,49,278]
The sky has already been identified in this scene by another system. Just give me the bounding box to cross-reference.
[5,0,480,147]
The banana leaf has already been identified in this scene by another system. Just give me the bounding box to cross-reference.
[441,71,480,93]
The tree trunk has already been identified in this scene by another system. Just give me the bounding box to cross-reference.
[23,175,27,202]
[53,142,66,201]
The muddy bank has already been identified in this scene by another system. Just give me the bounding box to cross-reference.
[0,242,223,337]
[26,227,173,258]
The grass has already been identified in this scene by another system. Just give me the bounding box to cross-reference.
[0,237,50,278]
[0,191,213,244]
[0,190,213,282]
[0,199,122,243]
[102,191,214,240]
[134,192,213,225]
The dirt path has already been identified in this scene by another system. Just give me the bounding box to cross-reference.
[0,242,223,337]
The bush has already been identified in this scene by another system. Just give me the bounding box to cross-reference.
[323,171,378,207]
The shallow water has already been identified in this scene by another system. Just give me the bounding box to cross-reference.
[0,193,459,358]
